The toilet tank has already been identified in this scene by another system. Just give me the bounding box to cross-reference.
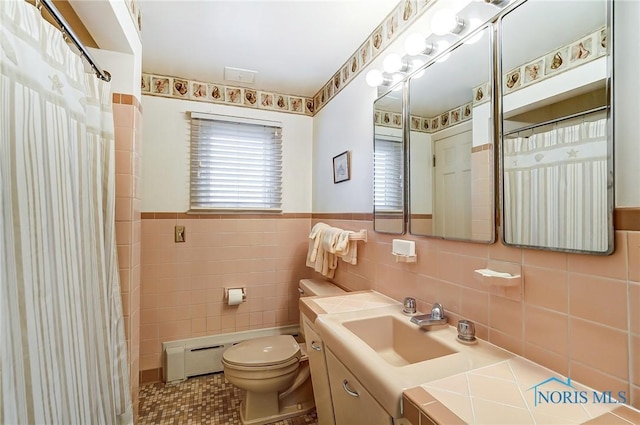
[298,279,345,339]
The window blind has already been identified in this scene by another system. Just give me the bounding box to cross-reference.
[190,114,283,211]
[373,137,403,212]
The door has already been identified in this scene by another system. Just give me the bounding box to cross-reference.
[433,130,472,239]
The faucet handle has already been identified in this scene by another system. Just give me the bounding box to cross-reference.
[402,297,417,315]
[431,302,444,320]
[457,319,477,343]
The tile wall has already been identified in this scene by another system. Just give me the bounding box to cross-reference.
[137,210,639,410]
[139,214,312,382]
[470,146,493,241]
[113,93,143,419]
[316,217,639,410]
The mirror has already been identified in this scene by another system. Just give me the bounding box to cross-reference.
[407,25,495,242]
[499,0,613,254]
[373,84,405,234]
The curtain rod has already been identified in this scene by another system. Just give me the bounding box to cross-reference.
[38,0,111,82]
[503,105,609,137]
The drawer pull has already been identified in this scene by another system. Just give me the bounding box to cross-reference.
[342,379,359,397]
[298,288,305,294]
[311,341,322,351]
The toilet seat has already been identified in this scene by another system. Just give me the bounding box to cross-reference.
[223,335,301,368]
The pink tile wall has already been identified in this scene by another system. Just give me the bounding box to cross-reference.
[139,217,312,373]
[470,148,492,241]
[113,94,142,418]
[317,218,640,409]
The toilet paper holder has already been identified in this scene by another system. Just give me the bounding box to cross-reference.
[225,287,247,304]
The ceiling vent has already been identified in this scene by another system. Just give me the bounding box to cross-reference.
[224,67,257,84]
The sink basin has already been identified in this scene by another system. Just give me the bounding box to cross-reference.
[310,298,515,418]
[342,315,456,366]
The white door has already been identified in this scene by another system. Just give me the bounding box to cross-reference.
[433,130,472,239]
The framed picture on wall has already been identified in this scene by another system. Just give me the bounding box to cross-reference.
[333,150,350,183]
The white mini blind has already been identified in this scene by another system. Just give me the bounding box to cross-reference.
[373,137,403,211]
[190,114,283,211]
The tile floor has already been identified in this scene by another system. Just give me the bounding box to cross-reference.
[138,372,318,425]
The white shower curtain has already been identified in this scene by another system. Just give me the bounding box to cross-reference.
[503,117,608,252]
[0,1,132,423]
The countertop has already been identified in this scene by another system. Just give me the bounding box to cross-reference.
[300,290,640,425]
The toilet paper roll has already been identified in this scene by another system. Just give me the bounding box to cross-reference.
[227,288,244,306]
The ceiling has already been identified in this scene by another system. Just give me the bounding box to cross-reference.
[138,0,400,98]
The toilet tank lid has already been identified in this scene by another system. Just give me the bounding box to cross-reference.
[222,335,301,367]
[299,279,346,297]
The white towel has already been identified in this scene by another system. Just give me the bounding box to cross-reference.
[306,222,335,278]
[305,223,359,277]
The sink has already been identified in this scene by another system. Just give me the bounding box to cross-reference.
[342,315,456,366]
[310,298,515,418]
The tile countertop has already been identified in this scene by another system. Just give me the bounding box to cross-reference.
[299,290,640,425]
[299,289,399,322]
[402,356,640,425]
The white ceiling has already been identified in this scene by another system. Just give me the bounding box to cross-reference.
[138,0,400,97]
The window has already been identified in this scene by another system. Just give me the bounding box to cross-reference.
[190,113,282,211]
[373,136,404,212]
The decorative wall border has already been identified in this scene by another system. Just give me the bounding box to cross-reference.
[503,27,607,95]
[141,73,315,116]
[124,0,142,35]
[140,0,436,117]
[313,0,437,115]
[472,82,491,107]
[375,100,473,134]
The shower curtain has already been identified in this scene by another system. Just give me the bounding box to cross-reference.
[0,1,132,423]
[503,117,608,252]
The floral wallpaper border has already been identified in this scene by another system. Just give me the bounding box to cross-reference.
[375,101,474,134]
[141,73,315,116]
[313,0,436,115]
[124,0,142,35]
[503,26,607,95]
[139,0,436,117]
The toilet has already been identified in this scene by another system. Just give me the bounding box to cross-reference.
[222,278,345,425]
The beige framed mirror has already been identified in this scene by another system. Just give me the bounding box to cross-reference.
[407,25,495,242]
[499,0,613,254]
[373,84,406,234]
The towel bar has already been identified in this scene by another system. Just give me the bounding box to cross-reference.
[347,229,367,242]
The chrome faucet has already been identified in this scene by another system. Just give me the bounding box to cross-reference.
[410,302,449,328]
[430,302,444,320]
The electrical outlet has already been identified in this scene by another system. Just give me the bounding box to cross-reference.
[175,225,186,243]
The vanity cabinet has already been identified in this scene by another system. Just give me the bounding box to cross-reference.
[325,348,393,425]
[302,315,336,425]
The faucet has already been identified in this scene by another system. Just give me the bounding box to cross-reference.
[410,302,449,329]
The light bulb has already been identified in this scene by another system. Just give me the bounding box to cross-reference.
[383,53,403,73]
[431,9,459,35]
[366,69,384,87]
[404,32,427,56]
[436,40,452,63]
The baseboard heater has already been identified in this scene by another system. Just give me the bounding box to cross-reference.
[162,325,299,383]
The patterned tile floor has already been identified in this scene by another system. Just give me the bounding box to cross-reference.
[139,372,318,425]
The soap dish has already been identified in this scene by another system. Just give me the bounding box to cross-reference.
[393,253,417,263]
[474,268,521,287]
